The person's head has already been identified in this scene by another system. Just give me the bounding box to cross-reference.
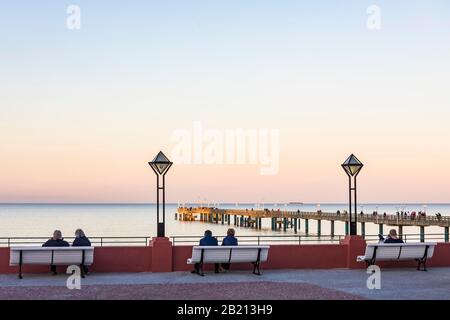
[227,228,235,237]
[75,229,85,238]
[204,230,212,237]
[53,230,62,240]
[388,229,398,238]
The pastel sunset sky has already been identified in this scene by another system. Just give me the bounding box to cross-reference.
[1,1,450,203]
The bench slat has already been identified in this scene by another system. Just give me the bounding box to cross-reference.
[358,243,436,262]
[9,247,94,266]
[187,246,270,264]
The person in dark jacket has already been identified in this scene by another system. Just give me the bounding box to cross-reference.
[72,229,91,275]
[42,230,69,275]
[384,229,404,244]
[221,228,238,271]
[192,230,219,274]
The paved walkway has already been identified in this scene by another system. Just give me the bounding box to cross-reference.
[1,268,449,300]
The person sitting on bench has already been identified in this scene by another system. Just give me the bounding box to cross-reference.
[192,230,219,274]
[384,229,404,244]
[42,230,70,275]
[72,228,92,275]
[220,228,238,271]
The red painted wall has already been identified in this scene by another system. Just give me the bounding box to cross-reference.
[0,247,152,275]
[172,244,348,271]
[1,242,450,275]
[91,247,152,272]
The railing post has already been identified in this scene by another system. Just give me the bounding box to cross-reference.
[305,219,309,235]
[361,222,365,238]
[445,227,449,243]
[420,226,425,243]
[378,224,384,236]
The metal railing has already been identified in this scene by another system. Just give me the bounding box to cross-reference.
[364,233,446,243]
[0,236,150,248]
[0,233,447,247]
[170,234,344,246]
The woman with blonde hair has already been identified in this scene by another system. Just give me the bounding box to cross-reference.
[72,228,92,274]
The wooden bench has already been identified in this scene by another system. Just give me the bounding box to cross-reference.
[187,246,270,276]
[10,247,94,279]
[357,243,436,271]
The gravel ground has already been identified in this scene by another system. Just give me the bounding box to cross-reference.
[0,281,364,300]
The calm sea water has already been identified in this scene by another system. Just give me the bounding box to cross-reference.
[0,204,448,241]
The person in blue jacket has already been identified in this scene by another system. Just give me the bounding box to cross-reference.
[221,228,238,271]
[192,230,219,274]
[42,230,69,275]
[72,229,92,275]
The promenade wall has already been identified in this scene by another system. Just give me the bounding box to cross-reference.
[1,236,449,274]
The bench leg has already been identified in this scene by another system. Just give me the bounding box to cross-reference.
[18,250,23,279]
[252,262,261,275]
[367,259,376,267]
[417,259,428,271]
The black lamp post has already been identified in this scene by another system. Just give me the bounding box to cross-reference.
[341,154,363,236]
[149,151,173,237]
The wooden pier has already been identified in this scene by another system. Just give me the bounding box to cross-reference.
[176,207,450,242]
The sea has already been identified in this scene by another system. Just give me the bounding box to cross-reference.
[0,203,448,244]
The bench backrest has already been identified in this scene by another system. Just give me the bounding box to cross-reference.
[190,246,269,264]
[363,243,436,261]
[10,247,94,266]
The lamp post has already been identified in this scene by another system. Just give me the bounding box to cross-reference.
[342,154,364,236]
[148,151,173,238]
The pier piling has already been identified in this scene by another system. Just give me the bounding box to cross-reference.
[331,220,335,237]
[317,220,321,237]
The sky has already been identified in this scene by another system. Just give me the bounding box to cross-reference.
[1,1,450,204]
